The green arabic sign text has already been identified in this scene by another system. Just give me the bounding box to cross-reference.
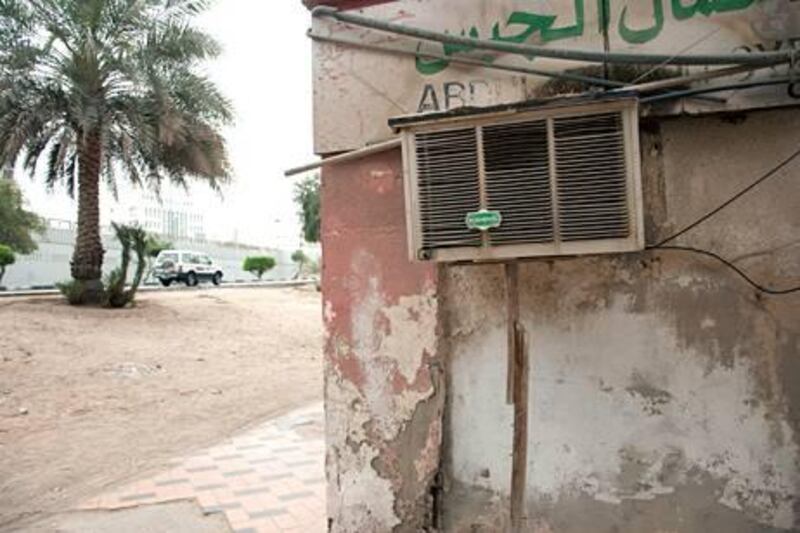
[416,0,757,75]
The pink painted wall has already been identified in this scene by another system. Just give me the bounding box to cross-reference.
[321,149,444,531]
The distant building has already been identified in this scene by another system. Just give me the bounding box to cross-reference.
[111,192,206,240]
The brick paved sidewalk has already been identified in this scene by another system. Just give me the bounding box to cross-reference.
[78,403,326,533]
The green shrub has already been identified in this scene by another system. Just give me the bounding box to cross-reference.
[0,244,14,286]
[291,250,308,279]
[243,256,276,280]
[104,223,149,308]
[57,280,87,306]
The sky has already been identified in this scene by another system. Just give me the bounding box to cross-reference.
[16,0,316,250]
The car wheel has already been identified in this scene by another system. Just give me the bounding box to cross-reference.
[212,272,223,286]
[159,278,172,287]
[185,272,198,287]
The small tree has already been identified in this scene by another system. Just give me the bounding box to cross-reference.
[144,236,173,283]
[146,236,173,260]
[243,256,275,281]
[291,250,308,279]
[294,175,320,243]
[0,180,44,254]
[0,244,14,286]
[104,224,150,308]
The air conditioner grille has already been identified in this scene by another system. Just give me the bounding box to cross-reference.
[483,120,554,245]
[401,99,643,262]
[416,128,481,249]
[554,113,630,242]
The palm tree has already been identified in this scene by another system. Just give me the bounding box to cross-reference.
[0,0,232,302]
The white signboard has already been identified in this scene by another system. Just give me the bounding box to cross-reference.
[312,0,800,154]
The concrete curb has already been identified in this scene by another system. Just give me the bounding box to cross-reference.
[0,279,317,299]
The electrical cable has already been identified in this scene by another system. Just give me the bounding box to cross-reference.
[646,146,800,295]
[647,246,800,295]
[641,77,793,103]
[653,145,800,247]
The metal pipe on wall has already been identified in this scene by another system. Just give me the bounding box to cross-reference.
[312,6,793,67]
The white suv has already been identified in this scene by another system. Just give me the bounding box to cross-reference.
[153,250,224,287]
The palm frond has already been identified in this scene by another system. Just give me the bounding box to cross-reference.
[0,0,231,197]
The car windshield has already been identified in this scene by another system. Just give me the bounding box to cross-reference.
[158,253,179,264]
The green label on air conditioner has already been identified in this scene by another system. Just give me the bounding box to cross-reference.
[466,209,502,231]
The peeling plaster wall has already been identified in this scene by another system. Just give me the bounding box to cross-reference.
[442,109,800,532]
[321,149,445,532]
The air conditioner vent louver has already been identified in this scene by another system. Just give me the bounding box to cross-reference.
[484,120,554,245]
[400,99,643,262]
[416,128,482,250]
[553,113,630,242]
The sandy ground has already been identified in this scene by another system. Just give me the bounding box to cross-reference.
[0,286,323,530]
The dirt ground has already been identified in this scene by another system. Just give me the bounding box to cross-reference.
[0,286,323,530]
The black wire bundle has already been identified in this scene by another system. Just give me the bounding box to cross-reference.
[646,146,800,295]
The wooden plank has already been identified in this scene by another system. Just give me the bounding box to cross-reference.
[510,322,529,532]
[505,262,519,405]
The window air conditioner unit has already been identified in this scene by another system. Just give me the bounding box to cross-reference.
[393,97,644,262]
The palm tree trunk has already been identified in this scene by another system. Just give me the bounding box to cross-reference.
[71,128,105,301]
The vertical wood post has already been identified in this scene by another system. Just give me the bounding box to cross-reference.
[510,323,529,532]
[505,262,519,405]
[506,261,529,532]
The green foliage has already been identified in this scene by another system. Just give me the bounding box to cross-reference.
[143,235,172,283]
[0,243,14,285]
[293,175,320,243]
[0,180,44,254]
[291,249,308,280]
[243,255,276,280]
[56,279,87,306]
[291,250,308,264]
[146,236,174,259]
[105,223,149,308]
[0,0,234,195]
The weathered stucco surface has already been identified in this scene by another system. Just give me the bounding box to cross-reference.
[443,109,800,532]
[322,150,445,532]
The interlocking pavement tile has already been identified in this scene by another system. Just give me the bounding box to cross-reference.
[155,483,195,501]
[203,501,244,513]
[248,508,289,520]
[261,472,293,482]
[248,457,277,465]
[236,442,268,451]
[194,483,228,492]
[222,468,256,478]
[277,490,316,502]
[273,512,299,530]
[76,403,326,531]
[213,453,244,462]
[221,508,250,527]
[245,518,282,533]
[233,486,272,497]
[154,477,191,487]
[185,464,219,473]
[238,492,280,514]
